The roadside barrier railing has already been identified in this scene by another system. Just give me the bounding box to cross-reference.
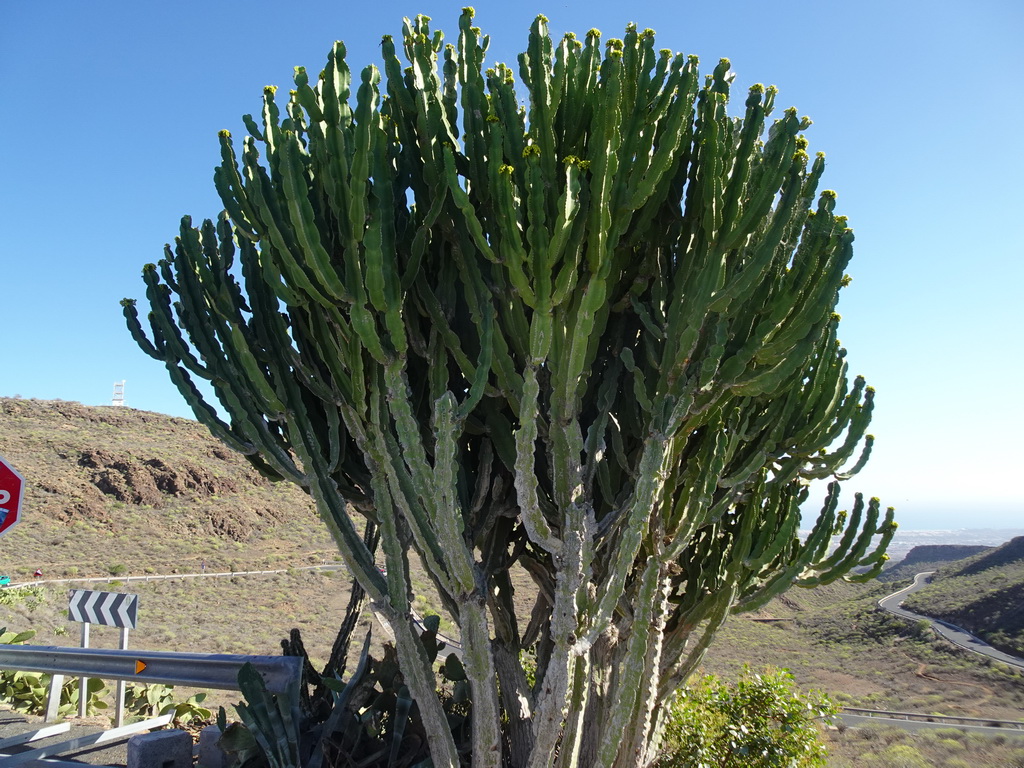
[0,647,301,766]
[842,706,1024,730]
[0,644,301,694]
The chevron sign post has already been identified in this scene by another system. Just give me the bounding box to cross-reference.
[68,590,138,629]
[67,589,139,725]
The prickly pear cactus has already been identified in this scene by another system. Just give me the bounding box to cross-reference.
[124,11,894,768]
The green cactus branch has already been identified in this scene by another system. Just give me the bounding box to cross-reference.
[125,10,893,768]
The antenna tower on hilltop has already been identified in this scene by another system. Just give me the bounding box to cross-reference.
[112,381,126,407]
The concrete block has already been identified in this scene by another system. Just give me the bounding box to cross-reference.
[127,729,192,768]
[197,725,229,768]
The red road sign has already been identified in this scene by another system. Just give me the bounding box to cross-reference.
[0,453,24,537]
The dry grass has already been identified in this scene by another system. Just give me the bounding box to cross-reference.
[825,723,1024,767]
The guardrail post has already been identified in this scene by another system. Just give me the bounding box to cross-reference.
[43,673,63,722]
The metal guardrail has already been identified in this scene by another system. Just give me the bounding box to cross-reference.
[843,707,1024,730]
[0,645,302,694]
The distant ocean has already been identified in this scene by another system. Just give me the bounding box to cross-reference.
[881,528,1024,564]
[798,528,1024,565]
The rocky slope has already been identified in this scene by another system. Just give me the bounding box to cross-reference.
[0,397,337,579]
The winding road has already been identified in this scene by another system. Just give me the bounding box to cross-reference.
[7,562,347,589]
[877,571,1024,671]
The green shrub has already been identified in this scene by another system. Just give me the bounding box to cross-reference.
[930,727,966,740]
[861,744,930,768]
[124,682,212,725]
[657,667,836,768]
[0,586,44,608]
[0,671,108,718]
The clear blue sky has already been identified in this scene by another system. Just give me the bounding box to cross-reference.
[2,1,1021,530]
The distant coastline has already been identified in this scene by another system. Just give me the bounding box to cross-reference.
[883,528,1024,563]
[799,527,1024,565]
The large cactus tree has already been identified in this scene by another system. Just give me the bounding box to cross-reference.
[124,11,894,768]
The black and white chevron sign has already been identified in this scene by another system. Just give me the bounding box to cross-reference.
[68,590,138,629]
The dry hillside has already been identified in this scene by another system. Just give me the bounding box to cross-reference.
[0,397,366,690]
[0,397,338,578]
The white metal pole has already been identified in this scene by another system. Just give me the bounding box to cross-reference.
[115,626,129,727]
[78,621,90,718]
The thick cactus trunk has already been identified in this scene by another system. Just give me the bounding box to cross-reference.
[124,12,894,768]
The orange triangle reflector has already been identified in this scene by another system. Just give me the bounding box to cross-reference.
[135,660,147,674]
